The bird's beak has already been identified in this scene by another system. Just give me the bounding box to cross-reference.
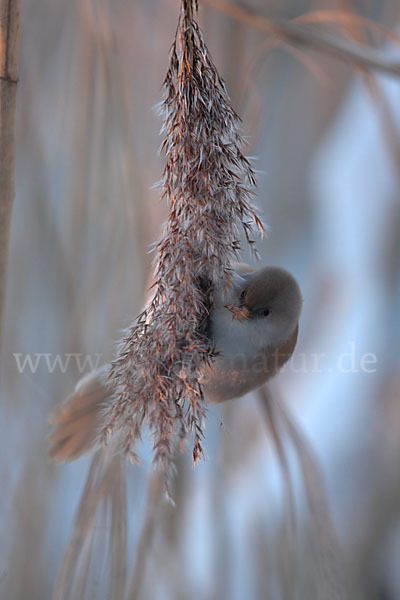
[225,304,250,320]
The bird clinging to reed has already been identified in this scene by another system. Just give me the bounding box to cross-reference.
[49,0,302,474]
[49,262,302,462]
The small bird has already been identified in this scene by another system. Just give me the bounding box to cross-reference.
[49,264,302,462]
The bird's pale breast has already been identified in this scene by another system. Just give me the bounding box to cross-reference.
[202,325,298,403]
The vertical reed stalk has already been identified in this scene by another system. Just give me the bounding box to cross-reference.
[0,0,20,344]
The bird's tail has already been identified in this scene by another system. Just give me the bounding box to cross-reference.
[49,366,111,462]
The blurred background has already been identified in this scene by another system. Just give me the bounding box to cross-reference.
[1,0,400,598]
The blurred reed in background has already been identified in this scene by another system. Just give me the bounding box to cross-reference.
[1,0,400,598]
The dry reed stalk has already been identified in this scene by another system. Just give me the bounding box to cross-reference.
[0,0,20,346]
[203,0,400,77]
[104,0,263,478]
[259,386,347,600]
[259,385,297,600]
[124,468,164,600]
[53,447,127,600]
[337,0,400,181]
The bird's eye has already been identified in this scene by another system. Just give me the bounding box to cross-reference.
[262,309,270,317]
[239,289,247,302]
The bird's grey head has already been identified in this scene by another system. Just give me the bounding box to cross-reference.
[237,266,302,349]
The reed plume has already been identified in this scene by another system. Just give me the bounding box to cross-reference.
[104,0,263,475]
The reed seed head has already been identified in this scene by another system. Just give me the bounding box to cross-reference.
[103,0,264,478]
